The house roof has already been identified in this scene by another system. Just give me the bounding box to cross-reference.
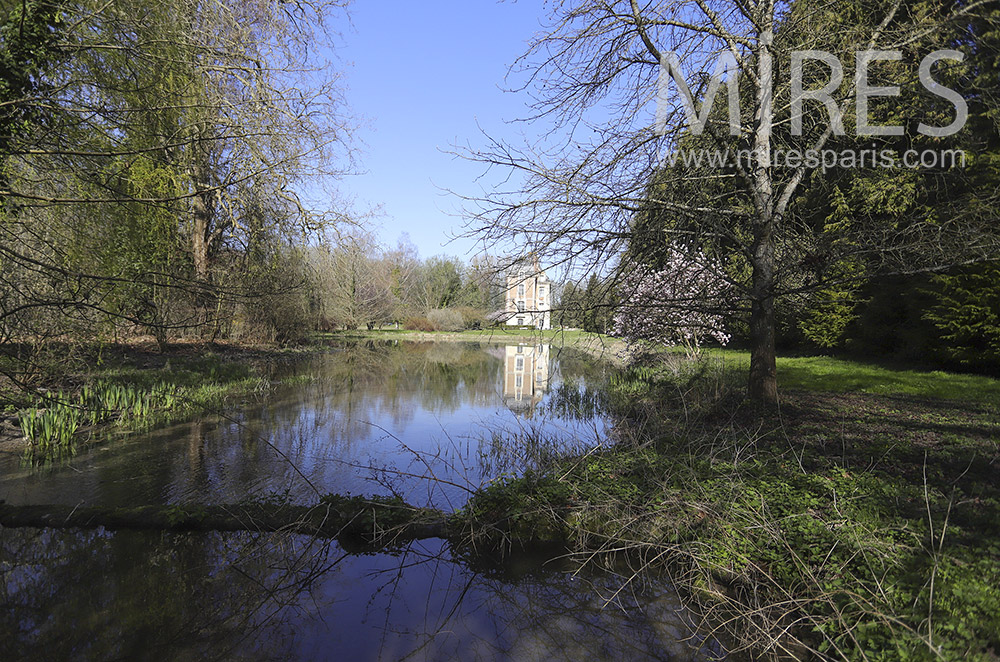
[509,256,548,281]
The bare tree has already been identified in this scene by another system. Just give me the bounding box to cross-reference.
[462,0,999,404]
[309,233,399,330]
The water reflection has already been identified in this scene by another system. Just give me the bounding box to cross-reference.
[502,344,550,415]
[0,341,723,660]
[0,526,722,661]
[0,341,610,511]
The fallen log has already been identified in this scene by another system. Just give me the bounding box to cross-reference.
[0,487,584,558]
[0,495,451,549]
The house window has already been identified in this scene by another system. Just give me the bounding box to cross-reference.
[515,356,524,371]
[516,345,523,353]
[517,300,525,312]
[517,283,525,298]
[538,285,545,296]
[516,317,523,325]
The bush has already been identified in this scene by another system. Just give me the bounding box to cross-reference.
[426,308,464,332]
[235,279,312,345]
[454,306,488,330]
[403,316,436,332]
[316,316,340,332]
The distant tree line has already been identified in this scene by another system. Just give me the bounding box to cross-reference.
[304,233,507,332]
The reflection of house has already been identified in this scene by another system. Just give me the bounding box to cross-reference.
[505,257,551,330]
[502,344,549,412]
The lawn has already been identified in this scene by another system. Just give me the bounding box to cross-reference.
[693,348,1000,404]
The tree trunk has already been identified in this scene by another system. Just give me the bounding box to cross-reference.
[748,235,778,406]
[191,173,211,281]
[188,157,216,338]
[748,19,779,407]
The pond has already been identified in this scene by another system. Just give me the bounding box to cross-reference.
[0,340,724,660]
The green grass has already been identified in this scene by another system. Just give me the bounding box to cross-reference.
[778,355,1000,403]
[686,348,1000,404]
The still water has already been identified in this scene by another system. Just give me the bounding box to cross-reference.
[0,340,723,660]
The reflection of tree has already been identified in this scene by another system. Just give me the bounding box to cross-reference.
[4,340,619,511]
[548,345,613,384]
[0,527,349,660]
[542,380,608,422]
[306,341,505,424]
[0,528,719,660]
[475,419,608,480]
[209,341,620,506]
[356,540,723,661]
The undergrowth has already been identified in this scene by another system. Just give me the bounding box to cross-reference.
[458,355,1000,661]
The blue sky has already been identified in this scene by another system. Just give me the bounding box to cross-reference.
[338,1,543,260]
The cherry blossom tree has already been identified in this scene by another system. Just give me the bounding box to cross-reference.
[613,246,732,357]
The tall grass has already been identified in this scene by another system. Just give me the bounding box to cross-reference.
[18,367,272,458]
[18,400,83,449]
[19,381,179,450]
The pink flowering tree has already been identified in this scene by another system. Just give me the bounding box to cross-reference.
[613,247,732,357]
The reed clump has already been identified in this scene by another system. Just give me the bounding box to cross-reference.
[19,381,181,451]
[17,370,270,458]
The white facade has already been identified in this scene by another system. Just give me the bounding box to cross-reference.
[504,258,551,330]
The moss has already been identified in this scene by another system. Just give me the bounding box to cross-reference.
[457,473,574,549]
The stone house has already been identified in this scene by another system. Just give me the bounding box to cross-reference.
[505,257,551,329]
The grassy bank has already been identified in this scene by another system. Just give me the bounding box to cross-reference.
[458,355,1000,660]
[687,348,1000,404]
[1,340,322,457]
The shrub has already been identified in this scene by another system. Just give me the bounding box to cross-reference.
[454,306,488,330]
[316,316,339,332]
[426,308,464,332]
[403,316,436,332]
